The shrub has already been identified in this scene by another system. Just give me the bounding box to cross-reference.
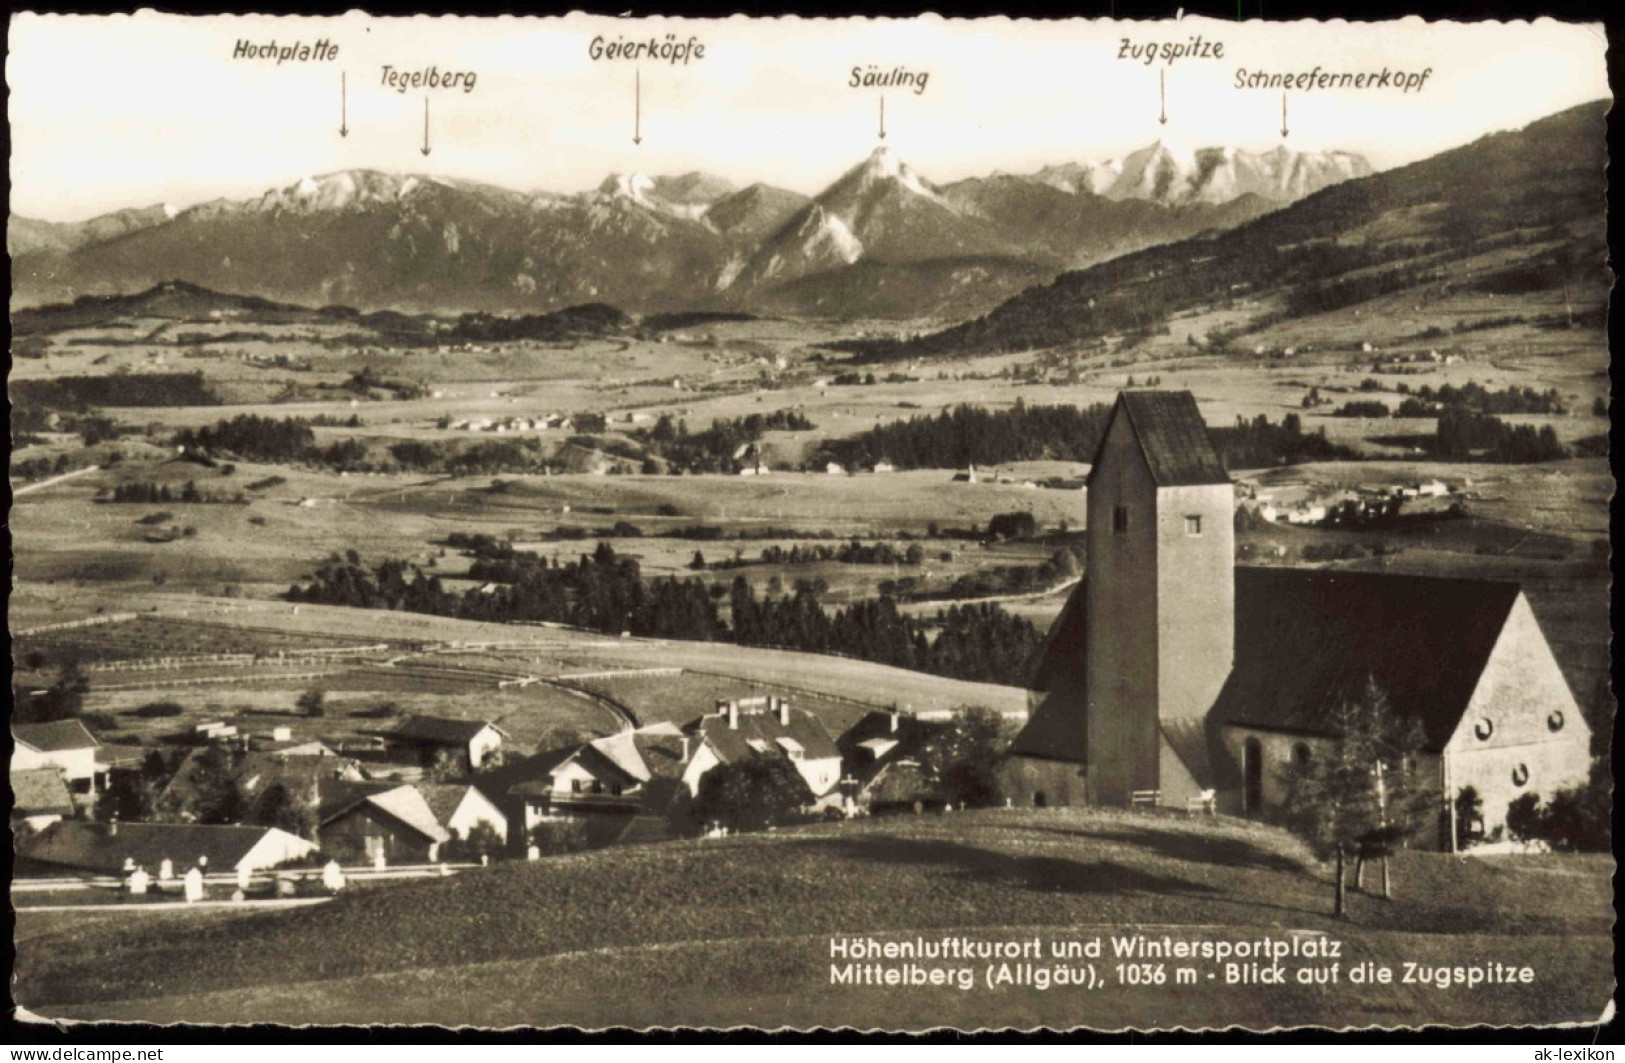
[133,701,186,718]
[530,818,591,855]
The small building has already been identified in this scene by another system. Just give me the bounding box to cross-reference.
[317,781,451,864]
[836,709,952,814]
[502,724,689,847]
[417,782,510,845]
[12,720,105,802]
[10,767,77,832]
[22,820,316,875]
[682,696,843,803]
[374,716,507,772]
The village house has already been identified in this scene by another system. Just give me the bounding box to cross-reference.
[10,767,77,832]
[22,820,316,876]
[317,780,451,864]
[503,723,690,846]
[681,696,843,804]
[416,781,510,846]
[12,720,106,805]
[836,708,951,814]
[1004,390,1591,850]
[372,715,508,772]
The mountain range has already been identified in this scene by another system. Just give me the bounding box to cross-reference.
[11,140,1375,319]
[837,100,1607,361]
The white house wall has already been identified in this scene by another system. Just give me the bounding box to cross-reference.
[1444,593,1592,839]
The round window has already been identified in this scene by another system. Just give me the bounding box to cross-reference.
[1511,764,1529,787]
[1547,710,1565,733]
[1473,718,1494,741]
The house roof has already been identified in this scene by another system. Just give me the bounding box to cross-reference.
[22,821,309,873]
[383,716,503,746]
[1089,391,1230,488]
[691,707,840,766]
[317,780,450,843]
[1010,567,1524,765]
[13,719,101,753]
[11,768,76,817]
[1211,567,1521,751]
[414,783,477,828]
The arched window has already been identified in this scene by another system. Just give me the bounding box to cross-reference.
[1473,718,1494,741]
[1511,764,1530,788]
[1547,710,1565,733]
[1292,742,1312,766]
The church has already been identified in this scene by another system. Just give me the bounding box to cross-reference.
[1003,390,1593,850]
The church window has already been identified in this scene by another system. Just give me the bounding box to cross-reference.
[1113,505,1130,535]
[1547,710,1565,732]
[1185,515,1202,536]
[1511,764,1529,788]
[1292,742,1311,766]
[1473,718,1494,741]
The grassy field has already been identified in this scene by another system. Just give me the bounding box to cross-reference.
[14,808,1612,1029]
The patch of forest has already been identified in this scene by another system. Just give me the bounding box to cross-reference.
[287,543,1042,687]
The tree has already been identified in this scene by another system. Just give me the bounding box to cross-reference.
[919,705,1011,809]
[1278,676,1427,916]
[689,550,706,570]
[1503,758,1610,852]
[530,817,590,855]
[250,783,319,840]
[16,660,91,723]
[296,688,327,718]
[446,821,506,861]
[690,757,813,834]
[181,745,245,825]
[426,748,464,783]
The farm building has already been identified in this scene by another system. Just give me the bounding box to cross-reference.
[372,715,507,772]
[1004,390,1592,850]
[22,820,316,875]
[317,781,451,864]
[10,767,77,832]
[504,724,690,846]
[680,696,844,803]
[12,720,105,803]
[416,782,511,845]
[836,709,951,813]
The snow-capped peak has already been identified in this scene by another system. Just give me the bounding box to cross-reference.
[599,172,658,201]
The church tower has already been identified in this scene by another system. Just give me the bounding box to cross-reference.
[1082,391,1234,805]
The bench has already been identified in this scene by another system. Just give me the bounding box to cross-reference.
[1186,789,1217,816]
[1130,789,1161,809]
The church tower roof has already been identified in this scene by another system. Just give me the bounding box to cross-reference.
[1087,391,1230,488]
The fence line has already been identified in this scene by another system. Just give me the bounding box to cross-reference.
[14,612,138,638]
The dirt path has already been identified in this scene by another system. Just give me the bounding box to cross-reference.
[12,464,101,497]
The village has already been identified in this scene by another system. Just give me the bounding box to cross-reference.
[12,682,977,904]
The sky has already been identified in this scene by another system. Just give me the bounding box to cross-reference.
[7,12,1611,222]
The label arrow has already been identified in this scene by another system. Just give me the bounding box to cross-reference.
[634,69,642,145]
[339,72,348,137]
[421,97,431,156]
[1159,69,1167,125]
[879,95,887,140]
[1280,92,1289,138]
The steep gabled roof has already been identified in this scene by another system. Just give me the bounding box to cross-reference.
[1211,567,1521,751]
[13,719,101,753]
[692,708,840,766]
[415,783,477,828]
[11,768,76,817]
[1088,391,1229,488]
